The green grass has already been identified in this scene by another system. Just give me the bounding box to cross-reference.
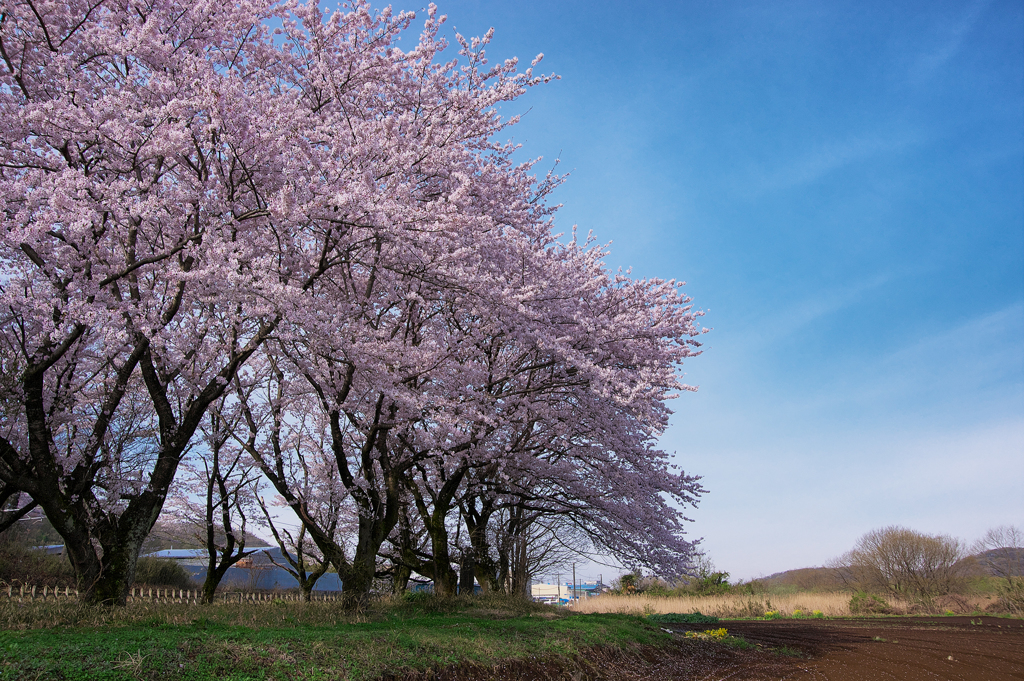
[646,612,720,624]
[0,595,672,680]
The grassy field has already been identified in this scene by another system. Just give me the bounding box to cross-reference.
[2,589,1012,680]
[0,594,671,680]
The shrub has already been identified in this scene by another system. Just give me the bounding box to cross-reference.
[133,558,194,590]
[741,595,774,617]
[849,591,891,615]
[402,590,433,603]
[735,579,767,595]
[692,571,731,596]
[0,541,74,588]
[972,525,1024,615]
[647,612,720,624]
[834,526,969,608]
[617,573,640,594]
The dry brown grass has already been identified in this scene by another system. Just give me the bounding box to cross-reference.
[569,592,998,617]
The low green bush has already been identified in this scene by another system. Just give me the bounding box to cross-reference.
[0,541,75,588]
[849,591,891,615]
[646,612,720,624]
[401,590,433,603]
[133,557,194,590]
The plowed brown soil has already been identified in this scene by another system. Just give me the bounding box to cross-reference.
[392,616,1024,680]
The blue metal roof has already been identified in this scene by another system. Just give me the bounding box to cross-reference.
[143,549,208,559]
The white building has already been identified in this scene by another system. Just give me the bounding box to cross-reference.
[530,582,572,604]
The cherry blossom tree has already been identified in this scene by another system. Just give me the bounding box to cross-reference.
[0,0,299,604]
[407,237,708,589]
[0,0,553,604]
[1,0,707,607]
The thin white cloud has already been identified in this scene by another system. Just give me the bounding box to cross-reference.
[912,0,992,80]
[739,271,893,347]
[749,131,924,193]
[819,301,1024,414]
[669,300,1024,577]
[881,301,1023,370]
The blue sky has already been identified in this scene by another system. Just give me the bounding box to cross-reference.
[428,0,1024,580]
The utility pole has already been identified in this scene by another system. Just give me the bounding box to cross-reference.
[572,562,577,607]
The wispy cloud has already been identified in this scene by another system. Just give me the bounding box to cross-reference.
[783,301,1024,422]
[881,302,1023,371]
[911,0,992,80]
[749,131,924,193]
[740,271,893,346]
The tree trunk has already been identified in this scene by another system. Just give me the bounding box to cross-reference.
[86,536,146,605]
[391,508,418,594]
[340,560,374,609]
[36,478,163,606]
[201,574,220,604]
[66,509,156,605]
[393,563,412,594]
[407,463,466,597]
[459,552,476,595]
[429,525,459,596]
[510,535,530,598]
[245,396,404,610]
[7,334,269,606]
[461,495,500,593]
[467,524,500,593]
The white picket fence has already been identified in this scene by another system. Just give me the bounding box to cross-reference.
[3,584,341,604]
[4,584,77,601]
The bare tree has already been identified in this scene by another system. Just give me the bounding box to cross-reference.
[973,525,1024,614]
[257,498,331,602]
[492,502,592,598]
[170,408,262,603]
[835,526,970,608]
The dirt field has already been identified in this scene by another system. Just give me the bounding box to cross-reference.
[408,616,1024,680]
[703,616,1024,680]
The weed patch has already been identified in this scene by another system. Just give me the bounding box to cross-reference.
[849,592,892,615]
[646,612,720,624]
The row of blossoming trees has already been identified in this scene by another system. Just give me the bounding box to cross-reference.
[0,0,708,605]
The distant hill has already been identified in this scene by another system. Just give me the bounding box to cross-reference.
[760,566,846,590]
[971,547,1024,577]
[142,520,271,553]
[761,548,1024,588]
[0,513,270,553]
